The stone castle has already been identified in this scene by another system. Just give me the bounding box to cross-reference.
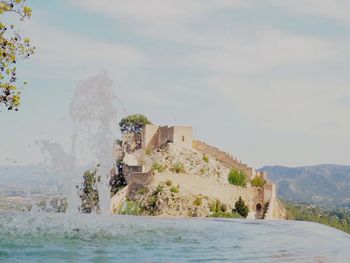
[112,124,285,220]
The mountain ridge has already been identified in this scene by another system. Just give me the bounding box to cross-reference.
[259,164,350,208]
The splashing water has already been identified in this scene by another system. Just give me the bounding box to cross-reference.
[1,213,350,262]
[36,139,79,214]
[70,72,118,214]
[36,72,118,214]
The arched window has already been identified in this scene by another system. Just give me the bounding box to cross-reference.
[256,203,262,212]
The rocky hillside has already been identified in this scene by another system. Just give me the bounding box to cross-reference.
[111,143,286,219]
[135,143,231,184]
[259,164,350,208]
[112,144,237,217]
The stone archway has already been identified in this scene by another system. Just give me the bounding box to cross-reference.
[255,203,262,219]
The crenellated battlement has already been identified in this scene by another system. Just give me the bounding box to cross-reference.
[193,140,254,178]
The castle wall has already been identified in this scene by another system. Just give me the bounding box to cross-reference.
[263,183,275,203]
[159,126,172,146]
[118,125,281,219]
[171,126,193,148]
[127,171,153,197]
[151,173,265,212]
[123,164,143,183]
[193,140,253,178]
[142,124,159,150]
[142,124,193,149]
[256,171,268,181]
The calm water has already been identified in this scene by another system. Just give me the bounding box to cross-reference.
[1,212,350,262]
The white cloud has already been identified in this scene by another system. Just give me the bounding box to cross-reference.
[66,0,345,74]
[268,0,350,24]
[211,76,350,135]
[5,0,349,166]
[68,0,251,22]
[183,29,340,74]
[64,0,350,139]
[18,17,144,80]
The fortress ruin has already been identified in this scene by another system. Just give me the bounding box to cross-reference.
[112,123,284,220]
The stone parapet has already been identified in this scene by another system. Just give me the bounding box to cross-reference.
[193,140,253,178]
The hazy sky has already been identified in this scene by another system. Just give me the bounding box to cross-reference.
[1,0,349,168]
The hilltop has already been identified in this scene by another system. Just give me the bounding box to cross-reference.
[260,164,350,208]
[109,115,286,219]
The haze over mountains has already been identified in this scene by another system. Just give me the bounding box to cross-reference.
[1,164,350,209]
[0,165,62,196]
[260,164,350,208]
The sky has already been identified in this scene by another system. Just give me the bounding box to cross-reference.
[0,0,349,168]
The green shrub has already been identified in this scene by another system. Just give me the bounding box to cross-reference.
[203,155,209,163]
[119,114,152,134]
[120,201,141,215]
[165,180,173,186]
[210,199,221,213]
[79,168,100,213]
[152,163,166,173]
[228,169,247,187]
[209,211,242,218]
[210,199,228,214]
[221,203,228,213]
[233,196,249,218]
[170,185,180,193]
[148,195,157,208]
[155,184,164,194]
[262,202,269,219]
[251,176,266,187]
[137,187,148,195]
[193,196,202,206]
[170,163,186,173]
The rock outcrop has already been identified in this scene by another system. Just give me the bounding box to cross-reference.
[111,126,285,219]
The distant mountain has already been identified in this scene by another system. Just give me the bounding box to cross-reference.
[259,164,350,208]
[0,165,63,195]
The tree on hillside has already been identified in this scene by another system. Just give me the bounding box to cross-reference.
[119,114,152,134]
[110,162,127,196]
[0,0,35,111]
[78,168,100,213]
[251,176,266,187]
[233,196,249,218]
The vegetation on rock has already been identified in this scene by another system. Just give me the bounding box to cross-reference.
[228,169,247,187]
[210,199,226,213]
[170,162,186,173]
[119,114,152,133]
[251,176,266,187]
[165,179,173,186]
[0,0,35,111]
[109,165,127,196]
[209,211,242,218]
[209,199,241,218]
[78,168,100,213]
[120,200,142,215]
[152,162,166,173]
[137,187,148,195]
[193,195,202,206]
[170,185,180,193]
[233,196,249,218]
[202,155,209,163]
